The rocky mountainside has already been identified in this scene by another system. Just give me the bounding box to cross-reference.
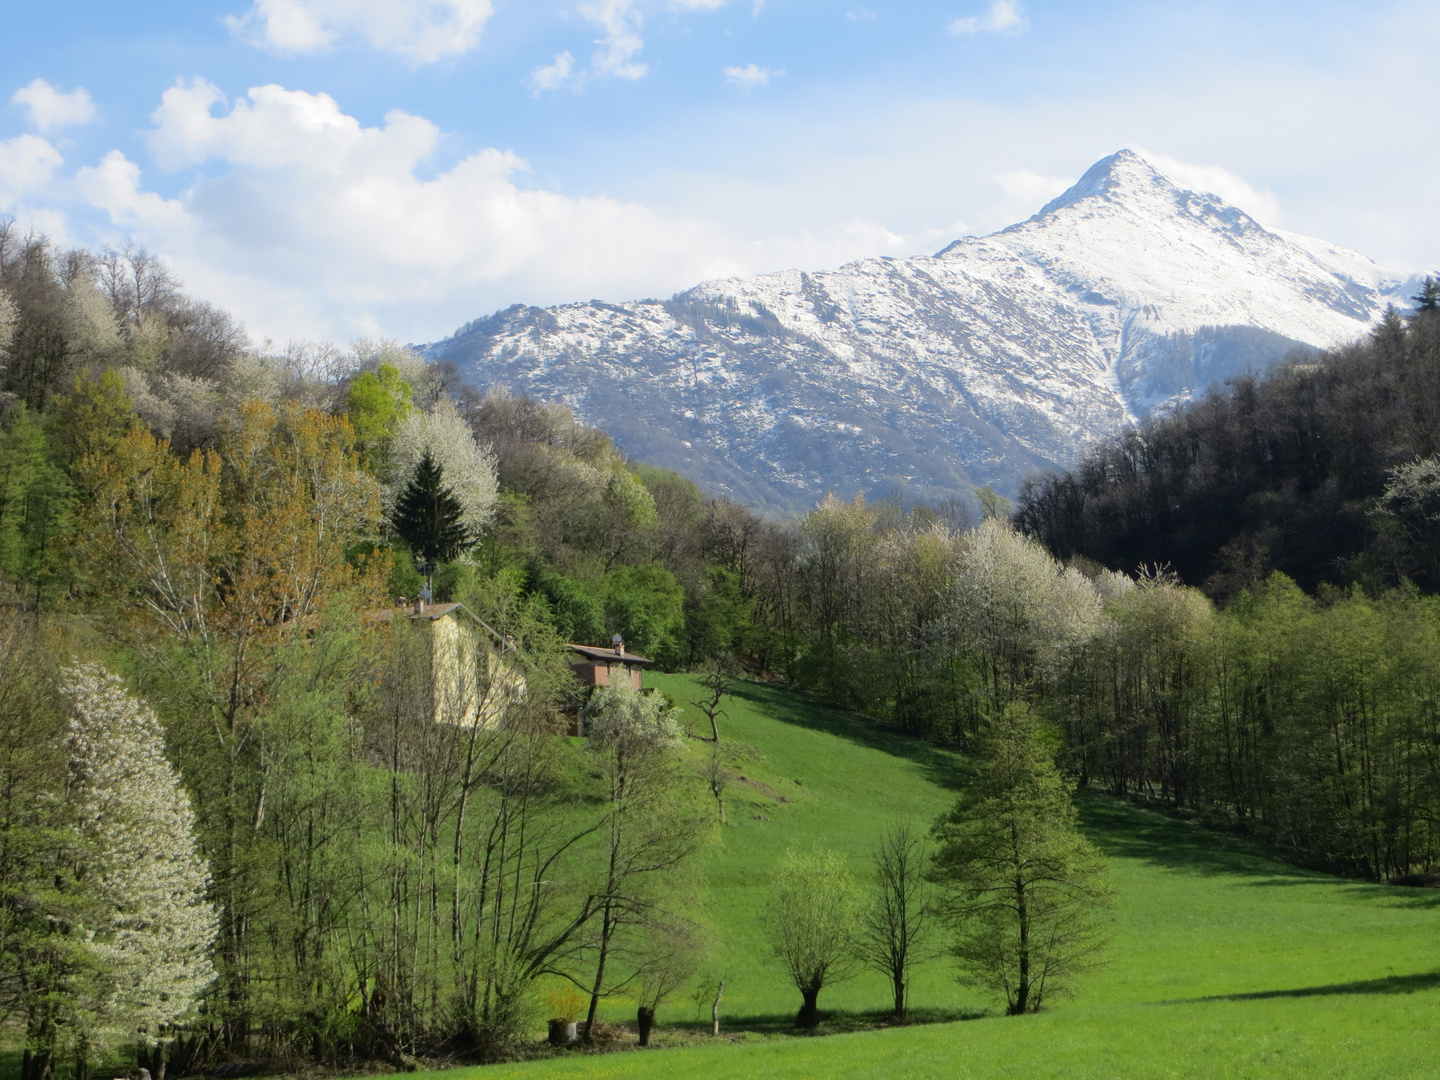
[426,150,1419,512]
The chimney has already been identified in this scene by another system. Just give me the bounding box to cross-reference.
[612,633,624,656]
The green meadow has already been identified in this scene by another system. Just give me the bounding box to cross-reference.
[466,673,1440,1079]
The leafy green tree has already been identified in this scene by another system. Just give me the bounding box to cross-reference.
[763,845,858,1028]
[45,369,136,477]
[0,407,73,606]
[930,704,1112,1014]
[390,451,475,588]
[1411,275,1440,312]
[602,563,685,664]
[536,572,606,644]
[345,362,413,465]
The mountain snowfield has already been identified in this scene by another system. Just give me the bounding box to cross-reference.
[427,150,1421,511]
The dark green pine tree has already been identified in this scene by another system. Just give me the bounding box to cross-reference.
[1412,275,1440,312]
[390,452,474,589]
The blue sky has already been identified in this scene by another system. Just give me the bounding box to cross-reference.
[3,0,1438,343]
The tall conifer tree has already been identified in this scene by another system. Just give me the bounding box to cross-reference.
[389,451,474,587]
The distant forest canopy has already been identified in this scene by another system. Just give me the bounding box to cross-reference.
[1016,289,1440,601]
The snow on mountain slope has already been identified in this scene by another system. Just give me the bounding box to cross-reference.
[427,150,1420,512]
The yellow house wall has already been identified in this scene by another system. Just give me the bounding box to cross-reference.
[429,613,526,729]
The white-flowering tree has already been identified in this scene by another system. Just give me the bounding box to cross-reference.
[388,396,499,535]
[63,664,217,1056]
[0,286,16,376]
[949,519,1105,704]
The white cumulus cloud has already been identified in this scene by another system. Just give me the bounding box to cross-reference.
[723,63,783,90]
[1133,147,1284,226]
[63,80,936,344]
[11,80,97,132]
[224,0,494,63]
[530,51,576,93]
[948,0,1026,36]
[72,81,755,340]
[0,134,64,204]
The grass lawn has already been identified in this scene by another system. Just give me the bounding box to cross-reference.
[464,673,1440,1078]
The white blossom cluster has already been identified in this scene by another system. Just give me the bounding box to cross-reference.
[388,395,500,533]
[64,664,218,1041]
[582,685,683,754]
[0,288,14,375]
[949,519,1114,677]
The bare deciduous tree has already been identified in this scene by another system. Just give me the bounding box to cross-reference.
[855,824,940,1020]
[691,664,730,743]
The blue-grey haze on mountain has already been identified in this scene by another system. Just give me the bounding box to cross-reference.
[429,151,1421,511]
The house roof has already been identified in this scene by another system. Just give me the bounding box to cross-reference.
[372,602,463,623]
[567,643,654,666]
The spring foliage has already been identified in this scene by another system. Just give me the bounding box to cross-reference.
[389,396,498,533]
[931,705,1112,1014]
[764,846,859,1027]
[63,663,217,1039]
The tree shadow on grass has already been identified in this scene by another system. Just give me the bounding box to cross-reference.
[1078,792,1440,908]
[1167,969,1440,1004]
[678,1005,984,1038]
[724,679,966,793]
[1075,790,1315,882]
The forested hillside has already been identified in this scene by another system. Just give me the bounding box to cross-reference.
[1016,286,1440,599]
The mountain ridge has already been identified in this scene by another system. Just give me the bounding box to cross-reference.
[427,150,1421,512]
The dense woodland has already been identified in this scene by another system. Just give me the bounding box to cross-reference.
[1,224,1439,1075]
[1016,284,1440,599]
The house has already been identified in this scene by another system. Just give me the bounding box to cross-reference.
[568,635,654,691]
[563,636,655,736]
[374,598,526,728]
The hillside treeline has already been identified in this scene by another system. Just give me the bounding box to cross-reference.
[0,228,729,1076]
[4,224,1439,1074]
[736,496,1440,882]
[1014,299,1440,598]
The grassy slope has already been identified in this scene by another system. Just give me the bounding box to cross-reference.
[649,672,973,1022]
[436,676,1440,1077]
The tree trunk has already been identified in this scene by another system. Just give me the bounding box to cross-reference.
[711,979,724,1036]
[636,1006,655,1046]
[1011,872,1030,1015]
[21,1048,49,1080]
[892,971,906,1020]
[795,984,821,1028]
[583,905,614,1044]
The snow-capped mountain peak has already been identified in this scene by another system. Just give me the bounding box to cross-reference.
[429,151,1421,512]
[1030,148,1175,219]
